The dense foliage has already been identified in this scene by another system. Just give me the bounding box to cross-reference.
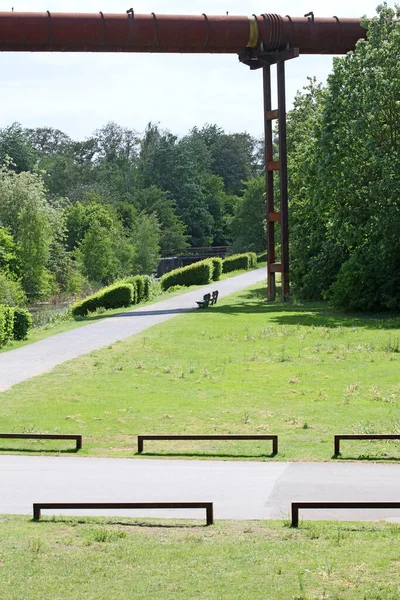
[287,4,400,310]
[12,307,32,340]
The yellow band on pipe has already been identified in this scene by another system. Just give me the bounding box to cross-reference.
[247,16,259,47]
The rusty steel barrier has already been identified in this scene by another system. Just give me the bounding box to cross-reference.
[334,434,400,457]
[137,434,278,455]
[291,502,400,527]
[33,502,214,525]
[0,433,82,450]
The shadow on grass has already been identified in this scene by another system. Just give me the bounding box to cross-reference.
[137,451,276,459]
[33,517,206,528]
[72,285,400,329]
[0,447,79,454]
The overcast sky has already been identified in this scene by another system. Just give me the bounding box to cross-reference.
[0,0,381,140]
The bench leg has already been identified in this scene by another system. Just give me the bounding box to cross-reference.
[33,505,41,521]
[206,504,214,526]
[138,437,144,453]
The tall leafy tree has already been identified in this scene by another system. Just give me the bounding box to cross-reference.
[287,4,400,310]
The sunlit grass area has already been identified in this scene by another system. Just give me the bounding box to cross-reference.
[0,281,399,461]
[1,516,400,599]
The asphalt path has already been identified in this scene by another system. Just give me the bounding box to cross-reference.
[2,455,400,523]
[0,268,265,392]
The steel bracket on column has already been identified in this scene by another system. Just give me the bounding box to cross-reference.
[239,47,299,301]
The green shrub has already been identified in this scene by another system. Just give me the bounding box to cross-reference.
[222,253,251,273]
[257,251,267,263]
[0,305,14,347]
[143,275,152,300]
[161,260,213,291]
[123,276,146,304]
[210,257,223,281]
[0,272,27,307]
[12,307,32,340]
[248,252,257,268]
[71,283,134,318]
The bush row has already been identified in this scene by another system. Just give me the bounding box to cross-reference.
[71,275,156,318]
[121,275,152,304]
[222,253,256,273]
[0,305,32,347]
[161,252,259,290]
[161,259,214,291]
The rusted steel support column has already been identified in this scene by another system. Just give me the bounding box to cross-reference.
[277,60,290,301]
[263,65,276,301]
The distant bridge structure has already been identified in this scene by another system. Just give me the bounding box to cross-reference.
[157,246,230,277]
[0,10,368,299]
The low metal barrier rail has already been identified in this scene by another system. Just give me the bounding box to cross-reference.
[291,501,400,527]
[0,433,82,450]
[33,502,214,525]
[334,434,400,456]
[137,434,278,455]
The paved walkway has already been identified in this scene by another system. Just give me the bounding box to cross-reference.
[0,268,265,391]
[2,455,400,522]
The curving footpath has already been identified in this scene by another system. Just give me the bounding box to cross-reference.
[0,268,265,392]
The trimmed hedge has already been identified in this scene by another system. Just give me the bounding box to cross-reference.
[248,252,257,268]
[121,275,153,304]
[211,257,223,281]
[71,283,134,318]
[13,308,32,340]
[161,259,213,291]
[0,305,14,347]
[257,251,267,263]
[222,253,251,273]
[143,275,152,300]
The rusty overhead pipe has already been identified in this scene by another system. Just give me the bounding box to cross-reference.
[0,12,366,55]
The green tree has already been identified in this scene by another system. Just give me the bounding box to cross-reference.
[287,5,400,310]
[230,175,266,253]
[132,212,161,275]
[0,123,36,173]
[0,163,55,298]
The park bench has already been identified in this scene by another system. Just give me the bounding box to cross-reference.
[334,434,400,457]
[137,434,278,455]
[196,290,218,309]
[291,501,400,527]
[33,501,214,525]
[0,433,82,451]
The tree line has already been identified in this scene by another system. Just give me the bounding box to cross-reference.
[0,121,265,305]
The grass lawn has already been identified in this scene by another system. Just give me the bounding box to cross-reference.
[1,516,400,599]
[0,282,399,461]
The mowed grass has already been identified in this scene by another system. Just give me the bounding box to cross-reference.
[1,516,400,599]
[0,282,399,461]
